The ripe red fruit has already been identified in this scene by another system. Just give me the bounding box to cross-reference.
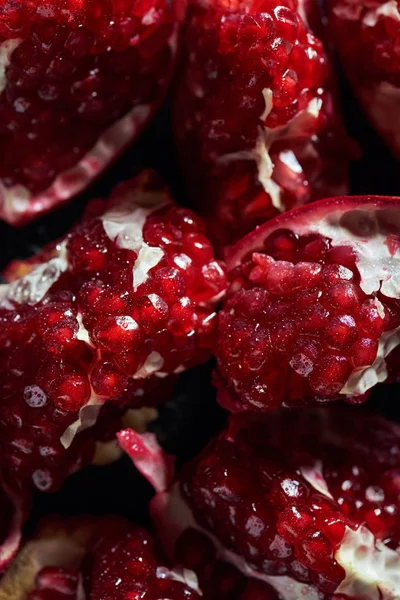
[0,0,186,225]
[0,171,226,492]
[327,0,400,157]
[152,407,400,600]
[216,195,400,411]
[0,517,201,600]
[173,0,354,250]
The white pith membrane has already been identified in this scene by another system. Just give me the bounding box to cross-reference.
[334,526,400,599]
[362,0,400,26]
[281,205,400,397]
[0,528,88,600]
[299,460,334,499]
[0,23,181,226]
[156,566,202,595]
[0,39,21,94]
[0,241,69,309]
[101,183,171,293]
[117,427,175,494]
[217,89,322,211]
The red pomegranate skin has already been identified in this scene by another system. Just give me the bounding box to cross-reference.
[159,407,400,600]
[216,196,400,412]
[0,171,227,493]
[327,0,400,158]
[173,0,354,251]
[0,0,186,225]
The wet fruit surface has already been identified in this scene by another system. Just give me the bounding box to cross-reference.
[2,517,201,600]
[176,407,400,598]
[216,197,400,411]
[0,0,185,225]
[327,0,400,158]
[85,522,200,599]
[174,0,353,249]
[0,172,226,493]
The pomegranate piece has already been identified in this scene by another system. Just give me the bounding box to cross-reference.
[0,0,186,226]
[216,195,400,411]
[327,0,400,158]
[0,171,227,492]
[173,0,354,250]
[0,517,201,600]
[152,407,400,600]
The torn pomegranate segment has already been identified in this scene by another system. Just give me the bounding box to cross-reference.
[0,0,186,225]
[173,0,354,250]
[216,196,400,411]
[0,517,201,600]
[152,407,400,600]
[327,0,400,158]
[0,171,226,492]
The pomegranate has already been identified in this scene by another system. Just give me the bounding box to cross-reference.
[151,407,400,600]
[0,171,227,493]
[0,517,201,599]
[327,0,400,158]
[173,0,354,250]
[216,195,400,411]
[0,0,186,225]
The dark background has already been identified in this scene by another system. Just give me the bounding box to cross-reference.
[1,66,400,532]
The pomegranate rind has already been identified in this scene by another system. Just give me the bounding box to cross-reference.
[217,195,400,403]
[327,0,400,158]
[227,195,400,268]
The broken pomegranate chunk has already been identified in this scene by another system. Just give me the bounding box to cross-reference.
[0,171,226,492]
[327,0,400,158]
[0,0,185,225]
[152,407,400,599]
[0,517,201,599]
[173,0,354,250]
[216,196,400,411]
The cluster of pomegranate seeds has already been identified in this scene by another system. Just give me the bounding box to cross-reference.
[327,0,400,157]
[2,517,201,600]
[216,197,400,411]
[177,407,400,598]
[173,0,353,249]
[0,172,226,492]
[85,523,200,599]
[0,0,185,224]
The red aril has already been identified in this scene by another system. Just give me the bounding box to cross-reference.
[0,171,226,493]
[0,0,186,225]
[327,0,400,158]
[216,195,400,411]
[0,517,201,600]
[151,407,400,600]
[173,0,354,250]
